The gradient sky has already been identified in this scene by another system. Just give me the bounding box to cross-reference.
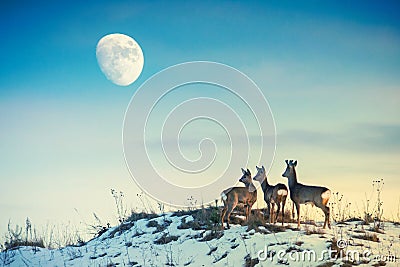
[1,1,399,237]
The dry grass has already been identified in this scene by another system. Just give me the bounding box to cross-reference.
[372,261,387,266]
[246,211,266,232]
[177,205,220,231]
[294,240,304,246]
[178,218,203,230]
[352,232,380,242]
[369,224,385,234]
[146,219,171,234]
[352,228,366,234]
[341,260,357,267]
[126,211,158,222]
[154,233,179,245]
[316,262,336,267]
[199,230,223,242]
[244,254,259,267]
[304,225,325,235]
[329,237,345,259]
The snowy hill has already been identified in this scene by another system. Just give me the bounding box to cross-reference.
[1,209,399,266]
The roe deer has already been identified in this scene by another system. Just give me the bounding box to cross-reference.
[282,160,331,229]
[220,168,257,229]
[253,165,288,225]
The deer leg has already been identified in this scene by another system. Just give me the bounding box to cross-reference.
[263,207,267,221]
[271,203,276,224]
[266,202,271,223]
[243,205,248,222]
[225,203,237,229]
[292,202,295,221]
[281,198,286,226]
[319,204,331,229]
[327,206,331,229]
[295,202,301,228]
[275,202,281,224]
[324,206,330,229]
[221,205,227,229]
[246,205,251,222]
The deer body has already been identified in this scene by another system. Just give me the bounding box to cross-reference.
[220,168,257,229]
[253,166,288,225]
[282,160,331,229]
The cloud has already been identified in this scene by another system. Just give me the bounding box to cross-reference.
[278,123,400,154]
[357,123,400,150]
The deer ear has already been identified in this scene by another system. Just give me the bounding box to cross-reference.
[293,160,297,166]
[241,168,246,174]
[247,169,251,175]
[285,160,288,165]
[262,165,265,170]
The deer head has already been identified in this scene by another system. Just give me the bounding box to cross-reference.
[282,159,297,178]
[253,165,266,183]
[239,168,252,185]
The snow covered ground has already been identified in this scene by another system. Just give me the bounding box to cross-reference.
[1,211,399,266]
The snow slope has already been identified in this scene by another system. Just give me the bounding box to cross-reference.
[1,212,399,266]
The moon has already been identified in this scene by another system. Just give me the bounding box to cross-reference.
[96,33,144,86]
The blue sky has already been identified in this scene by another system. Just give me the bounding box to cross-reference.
[1,1,399,234]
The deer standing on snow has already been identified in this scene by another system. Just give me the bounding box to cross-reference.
[282,160,331,229]
[220,168,257,229]
[253,165,288,225]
